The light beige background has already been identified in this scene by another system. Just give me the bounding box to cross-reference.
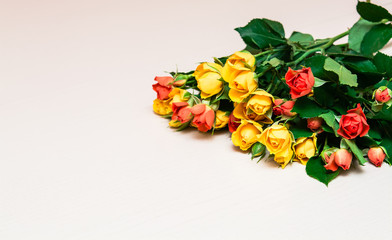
[1,0,392,239]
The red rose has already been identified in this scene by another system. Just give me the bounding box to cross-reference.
[171,102,192,123]
[285,67,315,99]
[228,112,240,133]
[273,99,296,117]
[337,104,369,139]
[190,104,215,132]
[152,76,173,100]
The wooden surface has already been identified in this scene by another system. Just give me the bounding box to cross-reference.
[1,0,392,239]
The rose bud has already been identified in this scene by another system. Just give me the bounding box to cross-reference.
[173,74,191,87]
[215,110,230,129]
[337,104,369,139]
[169,102,192,127]
[334,149,352,170]
[368,147,386,167]
[285,67,315,99]
[273,99,284,116]
[228,112,241,133]
[153,98,172,116]
[273,99,296,117]
[374,87,391,103]
[307,117,323,132]
[190,104,215,132]
[324,151,338,172]
[152,76,174,100]
[293,135,317,165]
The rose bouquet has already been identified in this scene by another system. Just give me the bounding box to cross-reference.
[152,1,392,185]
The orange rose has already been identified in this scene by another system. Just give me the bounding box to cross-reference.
[324,149,352,171]
[190,104,215,132]
[172,102,192,123]
[368,147,386,167]
[152,76,173,100]
[273,99,296,117]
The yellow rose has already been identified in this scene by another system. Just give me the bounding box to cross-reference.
[221,51,257,103]
[215,110,230,129]
[228,71,258,103]
[194,62,223,99]
[221,51,256,79]
[168,88,190,103]
[153,98,172,115]
[293,134,317,165]
[260,124,294,168]
[232,90,274,124]
[233,102,273,124]
[232,120,263,151]
[168,120,182,128]
[247,90,274,115]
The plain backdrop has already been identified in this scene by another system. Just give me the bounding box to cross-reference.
[1,0,392,239]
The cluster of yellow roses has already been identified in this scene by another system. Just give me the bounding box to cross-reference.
[195,51,318,168]
[153,51,318,168]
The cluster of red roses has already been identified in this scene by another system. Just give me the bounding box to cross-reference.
[272,67,387,170]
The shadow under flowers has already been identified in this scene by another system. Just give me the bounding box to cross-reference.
[172,127,231,141]
[339,157,365,177]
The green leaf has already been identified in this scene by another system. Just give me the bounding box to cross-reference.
[290,128,313,139]
[289,31,314,46]
[356,136,380,149]
[264,57,283,67]
[262,18,285,38]
[314,77,328,87]
[342,59,378,73]
[349,19,375,53]
[319,111,339,135]
[367,122,382,140]
[361,24,392,56]
[374,79,391,89]
[381,137,392,160]
[289,121,314,139]
[373,52,392,78]
[371,104,392,122]
[313,83,338,108]
[343,139,367,165]
[326,45,369,58]
[342,58,384,88]
[214,85,230,102]
[304,55,336,81]
[291,97,328,118]
[176,121,191,131]
[357,1,392,23]
[306,156,340,186]
[324,57,358,87]
[235,18,286,49]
